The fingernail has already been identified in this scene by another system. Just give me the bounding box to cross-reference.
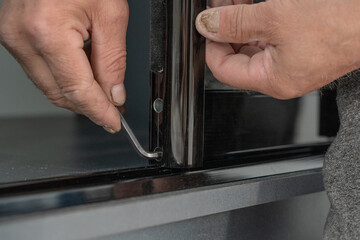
[111,84,126,106]
[103,125,116,134]
[197,10,220,33]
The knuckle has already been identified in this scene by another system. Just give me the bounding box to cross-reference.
[261,53,302,100]
[221,4,278,42]
[61,81,111,125]
[211,72,222,83]
[60,81,93,106]
[260,5,281,40]
[24,13,52,42]
[23,3,64,49]
[103,48,127,75]
[45,91,67,107]
[206,53,223,80]
[60,81,112,124]
[212,70,231,87]
[92,102,112,125]
[223,6,243,40]
[211,69,225,84]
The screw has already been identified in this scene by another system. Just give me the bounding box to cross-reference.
[153,98,164,113]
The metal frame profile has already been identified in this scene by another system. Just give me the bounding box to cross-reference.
[150,0,206,168]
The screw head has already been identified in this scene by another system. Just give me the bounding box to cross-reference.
[153,98,164,113]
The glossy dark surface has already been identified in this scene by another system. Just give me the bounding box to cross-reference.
[0,116,328,219]
[204,90,337,161]
[0,155,324,218]
[0,114,330,185]
[150,0,206,168]
[0,116,149,184]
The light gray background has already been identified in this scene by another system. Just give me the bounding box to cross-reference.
[0,0,70,117]
[0,45,72,117]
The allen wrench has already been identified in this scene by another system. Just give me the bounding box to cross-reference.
[119,112,162,161]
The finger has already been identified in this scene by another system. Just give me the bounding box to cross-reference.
[206,40,269,92]
[248,41,267,50]
[196,3,272,44]
[91,0,129,106]
[41,31,121,132]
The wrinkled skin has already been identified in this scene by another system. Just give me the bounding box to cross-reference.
[0,0,129,133]
[197,0,360,99]
[1,0,360,132]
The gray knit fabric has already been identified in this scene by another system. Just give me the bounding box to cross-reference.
[323,74,360,239]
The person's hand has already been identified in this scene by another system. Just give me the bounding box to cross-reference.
[196,0,360,99]
[0,0,128,133]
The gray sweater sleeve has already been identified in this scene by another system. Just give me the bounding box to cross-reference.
[323,73,360,239]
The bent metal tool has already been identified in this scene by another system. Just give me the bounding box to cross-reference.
[119,112,162,161]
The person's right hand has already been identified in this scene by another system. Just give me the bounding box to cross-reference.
[196,0,360,99]
[0,0,129,133]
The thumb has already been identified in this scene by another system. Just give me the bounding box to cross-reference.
[196,3,272,44]
[90,0,129,106]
